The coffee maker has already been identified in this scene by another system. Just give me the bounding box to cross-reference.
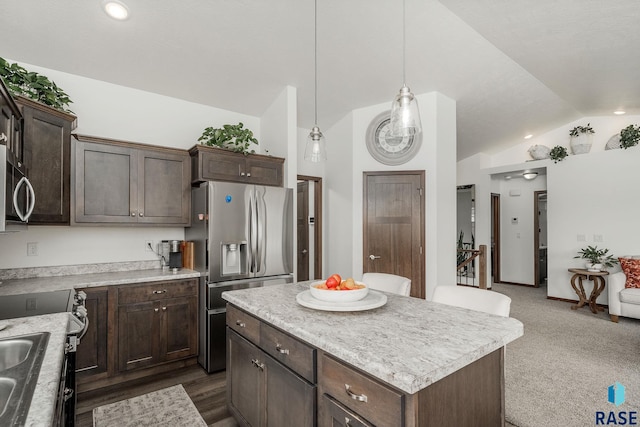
[169,240,182,270]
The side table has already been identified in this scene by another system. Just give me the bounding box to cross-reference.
[568,268,609,314]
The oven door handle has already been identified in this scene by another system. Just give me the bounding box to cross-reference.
[78,315,89,341]
[13,176,36,222]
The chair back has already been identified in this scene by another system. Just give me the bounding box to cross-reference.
[361,272,411,296]
[431,286,511,317]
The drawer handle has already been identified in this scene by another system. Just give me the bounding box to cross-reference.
[251,358,265,371]
[152,290,167,294]
[235,320,246,328]
[154,308,159,313]
[345,384,368,402]
[345,417,354,427]
[162,306,167,311]
[275,343,289,355]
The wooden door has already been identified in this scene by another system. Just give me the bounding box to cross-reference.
[117,301,159,371]
[245,156,284,187]
[76,288,108,379]
[363,171,425,298]
[491,193,501,284]
[297,181,310,281]
[137,149,190,225]
[228,330,263,427]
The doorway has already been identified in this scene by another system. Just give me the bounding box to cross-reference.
[534,191,547,288]
[362,171,425,298]
[296,175,323,281]
[491,193,501,284]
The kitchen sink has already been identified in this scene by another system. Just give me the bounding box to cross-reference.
[0,332,49,425]
[0,339,33,371]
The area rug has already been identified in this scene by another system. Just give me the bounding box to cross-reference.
[93,384,207,427]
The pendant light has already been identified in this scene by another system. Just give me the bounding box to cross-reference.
[304,0,327,162]
[389,0,422,137]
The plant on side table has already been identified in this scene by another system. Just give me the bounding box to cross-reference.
[549,145,568,163]
[197,122,258,155]
[619,124,640,149]
[574,245,618,272]
[0,57,74,113]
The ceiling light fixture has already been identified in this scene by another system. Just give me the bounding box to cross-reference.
[522,171,538,180]
[304,0,327,163]
[389,0,422,137]
[102,0,129,20]
[614,110,626,115]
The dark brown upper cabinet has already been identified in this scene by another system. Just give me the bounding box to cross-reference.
[16,96,77,224]
[189,144,284,187]
[72,134,191,226]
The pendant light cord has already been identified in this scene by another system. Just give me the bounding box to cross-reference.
[402,0,406,86]
[314,0,318,126]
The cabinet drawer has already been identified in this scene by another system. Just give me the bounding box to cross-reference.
[320,394,373,427]
[260,322,316,383]
[118,279,197,304]
[320,354,403,427]
[226,304,260,345]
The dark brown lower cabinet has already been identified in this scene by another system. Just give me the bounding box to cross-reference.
[320,395,372,427]
[76,287,108,379]
[228,329,316,427]
[118,295,197,372]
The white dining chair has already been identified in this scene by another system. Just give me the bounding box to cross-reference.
[431,285,511,317]
[361,272,411,296]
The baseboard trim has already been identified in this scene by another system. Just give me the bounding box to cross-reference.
[497,281,535,287]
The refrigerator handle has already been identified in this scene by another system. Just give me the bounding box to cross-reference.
[256,191,265,272]
[249,190,258,273]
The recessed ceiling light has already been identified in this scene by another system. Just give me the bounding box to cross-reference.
[614,110,626,115]
[524,134,533,140]
[102,0,129,20]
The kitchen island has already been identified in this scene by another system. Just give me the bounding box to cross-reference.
[222,281,524,426]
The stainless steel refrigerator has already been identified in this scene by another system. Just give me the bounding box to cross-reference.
[186,181,294,373]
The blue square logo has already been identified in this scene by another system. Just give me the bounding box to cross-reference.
[608,382,626,407]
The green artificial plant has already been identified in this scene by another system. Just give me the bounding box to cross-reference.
[549,145,568,163]
[619,124,640,149]
[569,123,595,137]
[574,245,618,269]
[0,57,73,113]
[197,122,258,155]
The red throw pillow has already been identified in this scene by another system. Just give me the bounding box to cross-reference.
[619,258,640,288]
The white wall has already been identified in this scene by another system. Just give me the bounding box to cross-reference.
[459,114,640,304]
[327,92,457,299]
[0,60,262,269]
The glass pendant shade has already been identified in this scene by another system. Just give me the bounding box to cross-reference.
[390,85,422,137]
[304,126,327,162]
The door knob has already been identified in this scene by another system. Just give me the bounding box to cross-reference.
[301,249,308,254]
[369,255,381,260]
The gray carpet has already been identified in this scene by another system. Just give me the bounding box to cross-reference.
[494,283,640,427]
[92,384,207,427]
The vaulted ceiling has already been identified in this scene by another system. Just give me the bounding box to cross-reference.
[2,0,639,160]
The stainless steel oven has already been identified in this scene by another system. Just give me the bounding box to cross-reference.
[0,289,88,426]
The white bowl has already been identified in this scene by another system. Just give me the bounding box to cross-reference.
[309,280,369,302]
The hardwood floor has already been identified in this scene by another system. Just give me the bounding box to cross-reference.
[75,365,238,427]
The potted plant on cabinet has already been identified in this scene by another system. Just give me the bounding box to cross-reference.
[549,145,568,163]
[619,124,640,149]
[0,57,74,113]
[569,123,594,154]
[574,245,618,271]
[197,122,258,155]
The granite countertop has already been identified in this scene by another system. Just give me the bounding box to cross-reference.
[222,282,524,395]
[0,313,69,426]
[0,268,201,296]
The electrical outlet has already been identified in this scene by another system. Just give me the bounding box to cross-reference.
[27,242,38,256]
[145,240,154,252]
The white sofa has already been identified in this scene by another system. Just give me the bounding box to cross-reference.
[607,271,640,322]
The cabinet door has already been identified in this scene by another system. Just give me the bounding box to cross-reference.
[20,102,72,224]
[74,140,138,223]
[138,149,190,225]
[161,296,198,361]
[199,149,246,182]
[245,157,284,187]
[76,288,109,378]
[228,330,263,427]
[117,301,159,371]
[265,352,316,427]
[319,394,373,427]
